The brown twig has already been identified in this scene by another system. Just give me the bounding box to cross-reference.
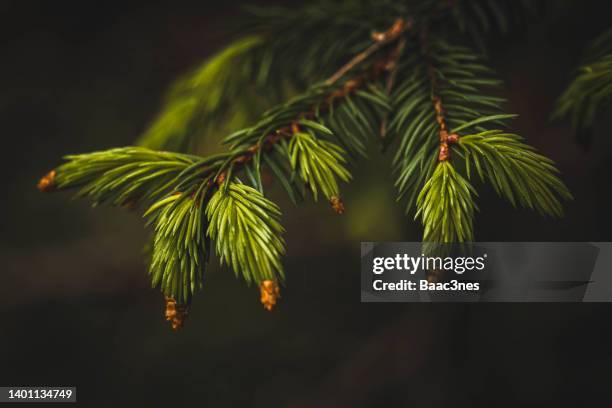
[379,36,407,142]
[326,18,412,85]
[420,28,459,162]
[215,24,412,190]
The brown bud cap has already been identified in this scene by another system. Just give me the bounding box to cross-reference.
[371,31,386,42]
[438,142,450,161]
[291,122,300,134]
[37,170,57,192]
[447,133,459,144]
[388,18,406,38]
[164,296,189,331]
[260,280,280,311]
[330,196,345,214]
[372,19,405,43]
[216,172,226,185]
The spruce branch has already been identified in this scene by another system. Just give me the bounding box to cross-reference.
[380,36,408,143]
[44,21,409,312]
[49,147,199,208]
[326,18,411,85]
[554,28,612,147]
[137,36,265,151]
[210,20,411,208]
[135,0,537,152]
[137,1,404,152]
[37,0,574,326]
[391,33,570,242]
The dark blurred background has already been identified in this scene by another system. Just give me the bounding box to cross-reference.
[1,0,612,406]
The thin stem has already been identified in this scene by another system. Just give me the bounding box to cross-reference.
[214,31,413,186]
[420,27,458,162]
[379,36,407,143]
[326,18,412,85]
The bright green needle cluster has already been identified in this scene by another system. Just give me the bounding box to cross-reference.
[206,182,285,284]
[146,191,210,304]
[289,129,351,201]
[55,147,197,208]
[458,130,572,217]
[416,161,476,243]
